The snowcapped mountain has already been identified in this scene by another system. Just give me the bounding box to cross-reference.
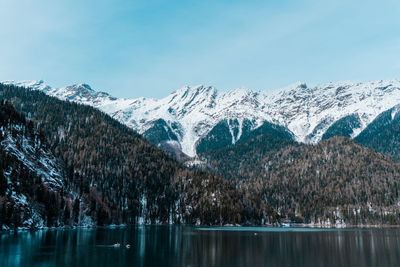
[3,79,400,157]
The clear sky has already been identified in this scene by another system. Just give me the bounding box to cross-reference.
[1,0,399,98]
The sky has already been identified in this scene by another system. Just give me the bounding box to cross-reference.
[0,0,399,98]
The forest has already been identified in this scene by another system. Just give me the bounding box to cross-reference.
[197,120,400,224]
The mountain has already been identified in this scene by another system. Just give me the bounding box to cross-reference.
[0,83,271,227]
[2,82,400,226]
[4,79,400,158]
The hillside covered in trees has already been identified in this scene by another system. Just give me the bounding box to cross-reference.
[0,100,90,229]
[196,130,400,225]
[355,105,400,160]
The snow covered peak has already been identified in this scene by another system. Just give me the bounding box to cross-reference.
[273,81,307,94]
[3,78,400,157]
[224,87,256,97]
[59,83,104,102]
[3,80,52,93]
[169,85,216,102]
[79,83,94,91]
[67,83,95,94]
[2,80,116,106]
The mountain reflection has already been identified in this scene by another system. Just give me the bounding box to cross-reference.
[1,226,400,267]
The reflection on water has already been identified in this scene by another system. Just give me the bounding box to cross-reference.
[1,226,400,267]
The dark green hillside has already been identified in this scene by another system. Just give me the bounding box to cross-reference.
[355,106,400,160]
[236,121,294,145]
[143,118,179,145]
[321,114,361,140]
[197,122,297,181]
[196,119,293,155]
[196,120,233,154]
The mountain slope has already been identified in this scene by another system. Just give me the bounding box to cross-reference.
[253,136,400,225]
[197,132,400,224]
[321,114,361,140]
[4,79,400,157]
[192,122,297,181]
[0,101,93,229]
[355,105,400,160]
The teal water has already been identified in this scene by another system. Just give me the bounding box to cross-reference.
[1,226,400,267]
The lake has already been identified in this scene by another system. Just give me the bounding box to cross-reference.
[1,226,400,266]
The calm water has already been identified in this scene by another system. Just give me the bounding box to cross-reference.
[1,226,400,267]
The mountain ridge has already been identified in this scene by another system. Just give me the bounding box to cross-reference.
[3,79,400,157]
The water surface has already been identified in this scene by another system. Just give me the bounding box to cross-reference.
[1,226,400,267]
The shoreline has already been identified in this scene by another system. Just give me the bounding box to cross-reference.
[2,223,400,234]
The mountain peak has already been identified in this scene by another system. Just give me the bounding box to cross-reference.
[169,85,216,101]
[2,80,52,92]
[275,81,307,95]
[65,83,96,94]
[229,86,253,94]
[174,84,215,93]
[78,83,94,91]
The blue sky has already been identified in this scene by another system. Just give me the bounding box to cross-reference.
[0,0,399,98]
